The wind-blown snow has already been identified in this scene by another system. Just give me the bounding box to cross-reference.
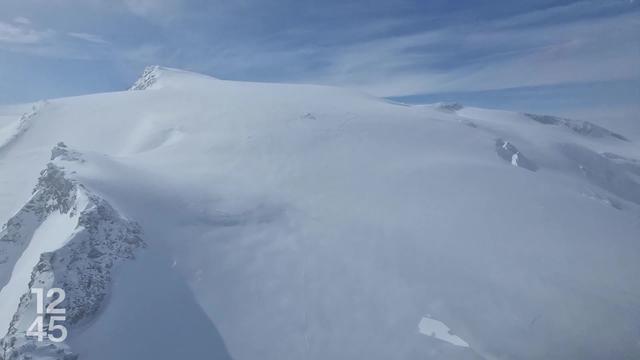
[0,66,638,360]
[0,102,44,153]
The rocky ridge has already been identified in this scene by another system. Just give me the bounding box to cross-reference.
[0,143,145,360]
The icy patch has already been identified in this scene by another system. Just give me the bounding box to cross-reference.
[418,316,469,348]
[511,153,519,166]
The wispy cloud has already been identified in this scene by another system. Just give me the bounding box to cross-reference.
[121,0,184,19]
[0,15,114,60]
[0,0,638,118]
[143,0,636,98]
[67,32,109,44]
[0,20,52,44]
[12,17,31,25]
[305,9,640,96]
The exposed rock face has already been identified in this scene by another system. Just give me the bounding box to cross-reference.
[0,145,145,360]
[50,142,84,163]
[0,158,78,289]
[602,152,640,177]
[495,139,538,171]
[523,113,628,141]
[435,102,464,112]
[129,65,161,90]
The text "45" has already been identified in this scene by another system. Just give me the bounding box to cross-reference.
[26,288,68,342]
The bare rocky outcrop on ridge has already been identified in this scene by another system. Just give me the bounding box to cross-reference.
[0,147,78,290]
[50,142,84,163]
[0,144,145,360]
[523,113,628,141]
[435,102,464,113]
[129,65,161,91]
[495,139,538,171]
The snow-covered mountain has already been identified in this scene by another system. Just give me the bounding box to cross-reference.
[0,66,638,360]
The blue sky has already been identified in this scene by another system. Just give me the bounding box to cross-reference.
[1,0,638,133]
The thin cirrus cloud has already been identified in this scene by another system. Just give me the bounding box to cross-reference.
[0,19,52,44]
[67,32,109,45]
[0,0,638,126]
[12,17,31,25]
[0,16,110,60]
[126,0,636,99]
[317,10,640,97]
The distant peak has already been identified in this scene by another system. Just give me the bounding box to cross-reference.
[129,65,162,91]
[51,141,84,162]
[129,65,220,91]
[523,113,628,141]
[434,102,464,112]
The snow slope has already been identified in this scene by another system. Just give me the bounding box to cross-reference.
[0,66,639,360]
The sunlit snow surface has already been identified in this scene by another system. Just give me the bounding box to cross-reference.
[418,316,469,347]
[0,67,639,360]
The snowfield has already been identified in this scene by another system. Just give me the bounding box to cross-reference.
[0,66,639,360]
